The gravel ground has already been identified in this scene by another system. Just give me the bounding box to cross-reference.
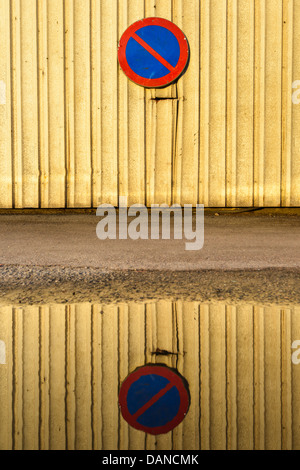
[0,265,299,306]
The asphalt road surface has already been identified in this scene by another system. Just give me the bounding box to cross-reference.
[0,210,299,305]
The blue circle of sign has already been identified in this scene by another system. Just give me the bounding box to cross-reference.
[125,25,181,79]
[126,374,181,428]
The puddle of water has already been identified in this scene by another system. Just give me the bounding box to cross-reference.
[1,300,300,450]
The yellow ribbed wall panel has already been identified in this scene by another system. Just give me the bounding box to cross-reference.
[12,0,40,208]
[0,0,300,208]
[0,0,12,208]
[292,308,300,448]
[292,0,300,207]
[119,1,146,207]
[38,0,66,208]
[1,301,300,450]
[0,307,13,450]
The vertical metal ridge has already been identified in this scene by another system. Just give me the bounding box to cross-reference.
[90,305,95,450]
[11,0,22,209]
[37,0,49,209]
[91,0,102,207]
[254,0,266,207]
[0,307,13,450]
[264,0,283,207]
[0,0,12,208]
[291,307,300,449]
[38,307,42,450]
[36,1,41,209]
[291,0,300,206]
[65,0,75,207]
[9,0,15,209]
[117,305,121,451]
[64,306,68,450]
[199,0,210,207]
[281,0,293,207]
[12,308,16,450]
[199,304,210,450]
[281,308,293,449]
[226,305,237,449]
[226,0,238,208]
[19,0,39,208]
[224,0,229,210]
[209,0,227,208]
[89,0,93,209]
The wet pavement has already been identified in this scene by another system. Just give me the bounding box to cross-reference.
[0,210,299,305]
[0,210,299,449]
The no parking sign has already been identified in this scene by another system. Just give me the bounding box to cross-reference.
[118,18,190,88]
[119,365,190,435]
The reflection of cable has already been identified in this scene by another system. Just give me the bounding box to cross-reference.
[0,340,6,365]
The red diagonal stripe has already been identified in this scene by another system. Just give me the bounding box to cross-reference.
[132,382,175,422]
[132,33,175,73]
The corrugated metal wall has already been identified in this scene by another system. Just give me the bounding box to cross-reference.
[0,0,300,208]
[1,300,300,450]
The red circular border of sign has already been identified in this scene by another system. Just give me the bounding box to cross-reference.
[118,17,190,88]
[119,365,190,435]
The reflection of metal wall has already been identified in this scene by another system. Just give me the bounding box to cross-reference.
[1,301,300,450]
[0,0,300,208]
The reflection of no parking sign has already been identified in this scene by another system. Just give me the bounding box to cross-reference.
[119,365,190,435]
[118,18,190,88]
